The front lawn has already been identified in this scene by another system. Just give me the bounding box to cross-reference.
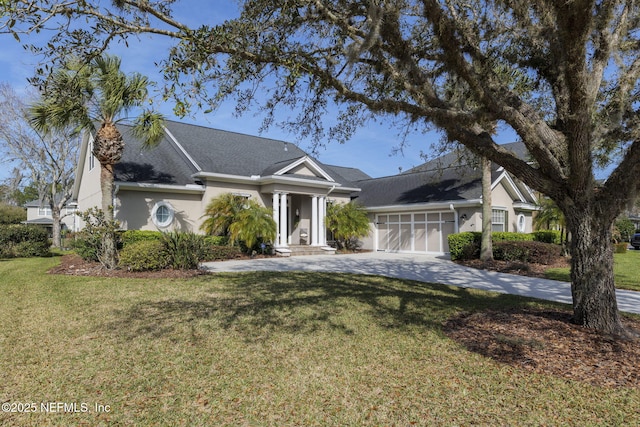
[545,249,640,291]
[0,256,638,426]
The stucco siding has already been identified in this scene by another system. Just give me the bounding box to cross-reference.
[116,190,203,232]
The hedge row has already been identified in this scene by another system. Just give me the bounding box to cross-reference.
[493,241,561,264]
[448,231,562,261]
[114,231,239,271]
[0,225,50,258]
[120,230,230,248]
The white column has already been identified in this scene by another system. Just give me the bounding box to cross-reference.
[272,193,280,247]
[311,196,319,246]
[319,196,326,246]
[279,193,288,247]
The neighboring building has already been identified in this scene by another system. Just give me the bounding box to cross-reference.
[72,120,538,255]
[23,200,79,235]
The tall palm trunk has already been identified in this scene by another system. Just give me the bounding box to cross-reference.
[93,122,124,268]
[93,122,124,221]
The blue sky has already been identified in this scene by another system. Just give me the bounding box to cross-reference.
[0,3,522,183]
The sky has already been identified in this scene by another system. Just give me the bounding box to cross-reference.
[0,2,573,184]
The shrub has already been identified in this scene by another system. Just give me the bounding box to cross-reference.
[161,231,208,270]
[614,242,628,254]
[121,230,163,247]
[70,236,99,262]
[72,208,121,269]
[493,241,561,264]
[118,240,169,271]
[448,232,482,260]
[205,245,243,261]
[0,203,27,224]
[492,232,534,242]
[531,230,562,244]
[0,225,50,258]
[204,235,229,246]
[615,218,635,243]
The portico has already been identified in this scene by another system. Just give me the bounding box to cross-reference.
[271,191,328,248]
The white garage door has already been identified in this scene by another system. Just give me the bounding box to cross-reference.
[376,212,456,253]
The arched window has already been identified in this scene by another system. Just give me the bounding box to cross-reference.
[517,214,526,233]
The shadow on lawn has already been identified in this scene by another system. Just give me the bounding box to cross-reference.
[103,272,540,342]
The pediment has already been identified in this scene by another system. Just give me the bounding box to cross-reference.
[492,170,537,204]
[273,156,335,182]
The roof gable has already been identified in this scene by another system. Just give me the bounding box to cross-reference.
[271,156,335,182]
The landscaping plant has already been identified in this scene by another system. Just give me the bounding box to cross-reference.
[325,201,370,251]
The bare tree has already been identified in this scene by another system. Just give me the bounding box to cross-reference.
[3,1,640,335]
[0,82,79,248]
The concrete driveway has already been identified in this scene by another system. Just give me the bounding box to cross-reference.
[201,252,640,315]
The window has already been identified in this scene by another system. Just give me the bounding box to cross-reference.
[517,214,526,233]
[151,201,174,228]
[89,140,95,170]
[38,207,52,217]
[491,209,506,232]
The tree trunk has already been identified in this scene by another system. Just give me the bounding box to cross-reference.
[101,163,114,222]
[567,213,626,336]
[51,205,62,248]
[480,157,493,263]
[99,162,117,269]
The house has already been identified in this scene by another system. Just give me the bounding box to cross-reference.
[73,120,364,254]
[23,199,79,235]
[72,120,538,255]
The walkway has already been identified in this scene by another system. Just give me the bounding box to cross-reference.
[201,252,640,315]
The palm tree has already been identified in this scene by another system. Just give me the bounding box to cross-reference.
[534,197,568,250]
[228,200,276,251]
[200,193,248,237]
[30,54,165,268]
[201,193,276,251]
[326,201,370,250]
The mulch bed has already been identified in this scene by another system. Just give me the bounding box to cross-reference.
[450,257,640,388]
[443,308,640,389]
[454,257,571,279]
[47,253,209,279]
[49,253,640,389]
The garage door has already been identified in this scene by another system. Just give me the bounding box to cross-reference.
[376,212,456,253]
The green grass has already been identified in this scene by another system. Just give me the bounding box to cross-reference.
[545,249,640,291]
[1,256,639,426]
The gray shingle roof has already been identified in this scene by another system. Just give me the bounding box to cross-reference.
[164,121,309,176]
[404,142,530,174]
[115,125,197,186]
[322,165,372,183]
[114,120,367,188]
[353,142,531,207]
[354,166,500,207]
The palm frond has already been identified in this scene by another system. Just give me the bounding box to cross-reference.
[132,110,166,148]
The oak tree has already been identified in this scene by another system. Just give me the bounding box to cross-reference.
[4,1,640,335]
